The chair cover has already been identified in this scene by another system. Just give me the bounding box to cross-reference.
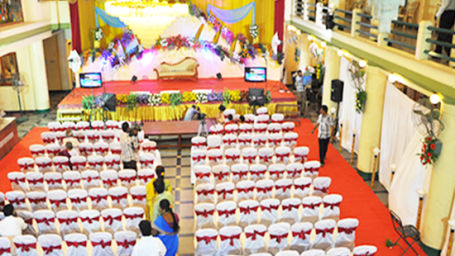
[224,148,240,164]
[29,144,45,158]
[123,207,144,231]
[17,157,35,172]
[218,226,242,255]
[244,224,267,254]
[0,237,11,256]
[293,177,312,198]
[48,122,62,132]
[304,161,321,178]
[62,171,82,189]
[286,162,304,179]
[251,134,267,149]
[70,156,87,171]
[46,144,62,157]
[35,156,52,172]
[275,147,291,164]
[38,234,63,256]
[275,179,293,200]
[114,231,137,256]
[194,165,212,184]
[244,114,256,123]
[73,131,85,142]
[253,123,268,134]
[194,203,215,228]
[130,185,146,206]
[289,222,313,252]
[109,142,122,155]
[191,136,207,149]
[267,133,283,148]
[86,130,101,143]
[209,124,224,135]
[269,163,286,180]
[8,172,27,191]
[62,121,76,131]
[327,247,351,256]
[255,114,270,124]
[238,200,259,225]
[224,108,236,118]
[119,169,137,187]
[335,218,359,249]
[258,147,274,165]
[47,189,68,211]
[301,196,322,223]
[100,170,119,188]
[52,156,70,172]
[191,149,207,165]
[41,132,56,144]
[89,232,114,256]
[5,190,27,209]
[137,168,155,185]
[283,132,298,147]
[64,233,88,256]
[207,135,222,149]
[87,155,104,171]
[104,155,121,170]
[259,198,280,225]
[100,130,115,143]
[239,124,253,134]
[216,201,237,226]
[25,191,47,210]
[33,210,56,234]
[267,123,282,134]
[195,228,218,256]
[353,245,378,256]
[196,183,215,203]
[207,149,223,164]
[81,170,100,189]
[108,186,129,208]
[88,188,109,209]
[236,180,255,200]
[313,177,331,197]
[280,198,301,222]
[231,163,248,182]
[271,113,284,123]
[68,189,88,211]
[276,251,299,256]
[216,182,235,201]
[105,120,120,130]
[249,164,267,181]
[78,142,93,157]
[55,131,66,144]
[56,210,79,235]
[13,235,37,256]
[25,172,45,191]
[313,219,336,250]
[301,249,326,256]
[79,209,101,233]
[91,121,105,131]
[255,179,274,200]
[322,194,343,220]
[224,124,239,135]
[76,121,90,131]
[101,208,123,232]
[268,222,291,253]
[139,152,155,169]
[242,147,257,164]
[212,165,230,183]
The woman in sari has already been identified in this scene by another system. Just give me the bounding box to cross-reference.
[151,179,175,221]
[146,166,172,220]
[153,199,179,256]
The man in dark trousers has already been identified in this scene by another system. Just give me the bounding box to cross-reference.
[312,105,334,167]
[435,0,455,58]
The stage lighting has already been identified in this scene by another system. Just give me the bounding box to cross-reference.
[131,75,138,83]
[216,73,222,80]
[430,94,441,104]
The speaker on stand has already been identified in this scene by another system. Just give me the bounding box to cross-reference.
[330,79,344,136]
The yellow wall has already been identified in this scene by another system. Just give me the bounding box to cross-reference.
[192,0,275,44]
[21,0,70,24]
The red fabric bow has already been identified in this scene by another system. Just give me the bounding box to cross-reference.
[338,227,356,235]
[275,184,292,192]
[276,153,290,162]
[255,139,266,145]
[269,170,284,177]
[124,213,143,220]
[292,230,311,240]
[270,233,288,244]
[314,187,328,193]
[256,187,272,193]
[50,199,66,207]
[217,189,234,200]
[196,235,217,244]
[233,171,248,179]
[197,189,214,196]
[192,155,205,162]
[217,209,236,217]
[294,184,310,190]
[245,230,266,240]
[244,155,257,163]
[42,245,62,254]
[10,198,26,205]
[219,234,240,246]
[259,155,272,162]
[91,240,111,248]
[71,197,84,204]
[196,172,211,179]
[192,142,206,147]
[132,194,146,201]
[80,216,98,224]
[324,202,340,209]
[65,179,81,187]
[0,247,10,254]
[35,217,55,226]
[117,239,136,248]
[111,193,127,204]
[239,206,258,214]
[213,172,228,181]
[237,187,253,194]
[353,253,375,256]
[260,204,279,212]
[208,155,222,162]
[84,176,97,183]
[58,217,78,225]
[14,242,36,252]
[225,155,239,161]
[195,209,214,218]
[46,178,62,185]
[12,177,26,183]
[28,178,44,185]
[103,179,117,186]
[282,204,299,211]
[28,198,46,204]
[302,202,321,209]
[104,215,122,225]
[121,177,136,183]
[90,195,107,203]
[315,228,335,237]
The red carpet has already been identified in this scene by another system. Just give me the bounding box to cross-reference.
[296,119,426,255]
[58,78,296,109]
[0,127,48,193]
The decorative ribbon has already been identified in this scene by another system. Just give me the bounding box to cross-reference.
[245,230,266,240]
[268,129,280,134]
[196,172,211,179]
[282,204,300,211]
[28,178,44,185]
[117,240,136,248]
[132,194,146,201]
[284,138,297,143]
[192,155,206,162]
[315,228,335,237]
[276,153,290,162]
[195,209,214,218]
[197,189,214,196]
[111,149,121,154]
[217,209,236,217]
[259,155,272,162]
[84,176,97,183]
[338,227,356,235]
[103,179,117,187]
[256,187,272,194]
[294,184,311,190]
[11,177,26,184]
[244,155,257,163]
[254,128,267,133]
[233,171,248,179]
[54,162,68,169]
[192,142,206,147]
[217,189,234,200]
[42,245,62,254]
[124,213,143,220]
[65,179,81,187]
[237,187,254,194]
[0,248,10,254]
[91,240,111,248]
[219,234,240,246]
[314,187,328,194]
[269,170,284,178]
[80,216,98,224]
[66,241,86,248]
[139,175,155,183]
[225,155,239,161]
[14,242,36,252]
[292,230,311,240]
[9,198,26,205]
[208,155,223,162]
[239,206,258,214]
[90,195,108,204]
[302,202,321,209]
[71,197,85,205]
[28,198,46,205]
[270,233,288,244]
[58,217,78,225]
[35,217,55,226]
[196,235,217,245]
[121,177,136,183]
[324,202,341,210]
[214,172,229,180]
[32,149,45,155]
[111,194,127,204]
[104,215,122,225]
[260,204,279,212]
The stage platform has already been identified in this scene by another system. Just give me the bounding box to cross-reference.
[57,78,298,122]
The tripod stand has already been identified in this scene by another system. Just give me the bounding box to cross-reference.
[197,116,209,137]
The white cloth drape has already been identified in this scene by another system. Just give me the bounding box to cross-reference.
[338,57,363,152]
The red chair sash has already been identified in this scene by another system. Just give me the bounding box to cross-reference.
[207,146,220,150]
[237,187,254,194]
[245,230,266,240]
[132,194,146,201]
[80,216,98,224]
[225,155,239,161]
[65,179,81,187]
[121,176,136,183]
[260,204,279,212]
[103,179,117,186]
[28,197,46,205]
[54,162,68,169]
[83,176,98,183]
[217,189,234,200]
[302,202,321,209]
[270,233,288,244]
[90,195,108,204]
[28,178,44,186]
[315,228,335,237]
[104,215,122,225]
[239,206,258,214]
[14,242,36,252]
[0,247,10,254]
[195,209,214,218]
[42,245,62,254]
[314,186,328,193]
[35,217,55,226]
[66,241,87,248]
[117,239,136,248]
[268,129,280,134]
[217,209,236,217]
[219,234,240,246]
[243,155,257,163]
[196,172,211,179]
[259,155,272,162]
[233,171,248,179]
[208,155,223,162]
[50,198,66,207]
[338,227,356,235]
[276,153,290,162]
[192,155,206,162]
[324,202,341,209]
[197,189,214,197]
[292,230,312,240]
[58,217,78,225]
[213,172,229,181]
[284,138,297,143]
[139,174,155,183]
[9,198,26,205]
[192,142,206,147]
[70,197,85,205]
[254,139,267,146]
[111,193,127,204]
[111,149,121,154]
[11,177,26,184]
[256,186,272,194]
[282,204,300,211]
[269,170,284,177]
[294,184,311,190]
[91,240,111,248]
[124,213,143,220]
[196,235,217,245]
[275,184,292,192]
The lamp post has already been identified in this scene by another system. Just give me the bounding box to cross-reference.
[447,219,455,256]
[370,147,380,187]
[350,129,356,164]
[390,163,396,183]
[416,188,426,230]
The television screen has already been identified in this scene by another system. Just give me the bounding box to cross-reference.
[245,67,266,82]
[80,72,102,88]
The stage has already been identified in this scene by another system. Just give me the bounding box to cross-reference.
[57,78,298,122]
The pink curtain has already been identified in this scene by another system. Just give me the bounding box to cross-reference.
[69,1,81,53]
[274,0,285,52]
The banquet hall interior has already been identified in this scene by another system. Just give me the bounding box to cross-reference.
[0,0,454,255]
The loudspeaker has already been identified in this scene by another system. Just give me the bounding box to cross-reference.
[248,88,265,106]
[331,79,344,103]
[131,75,138,83]
[101,93,117,112]
[325,14,335,30]
[216,73,222,80]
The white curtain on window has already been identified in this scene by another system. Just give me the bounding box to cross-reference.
[337,56,363,152]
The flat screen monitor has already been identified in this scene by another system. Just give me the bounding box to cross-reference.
[245,67,266,83]
[80,72,102,88]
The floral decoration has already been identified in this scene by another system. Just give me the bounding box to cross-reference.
[196,93,208,103]
[149,94,161,106]
[161,93,170,104]
[182,92,197,102]
[418,135,442,166]
[348,60,367,113]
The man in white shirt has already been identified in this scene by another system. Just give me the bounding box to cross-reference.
[312,105,334,167]
[132,220,166,256]
[0,204,27,237]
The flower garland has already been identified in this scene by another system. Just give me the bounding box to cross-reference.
[418,135,442,166]
[348,60,367,113]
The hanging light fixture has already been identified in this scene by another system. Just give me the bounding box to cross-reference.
[430,94,441,105]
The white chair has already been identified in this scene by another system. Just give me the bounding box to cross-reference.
[194,165,212,184]
[335,218,359,249]
[48,122,62,132]
[258,147,274,165]
[244,224,267,254]
[267,133,283,148]
[46,144,62,157]
[195,228,218,256]
[313,177,331,197]
[62,121,76,131]
[109,186,129,208]
[216,182,235,201]
[104,155,121,170]
[56,210,79,235]
[237,180,255,200]
[255,114,270,124]
[313,219,336,251]
[191,149,207,165]
[94,140,109,156]
[207,135,222,149]
[255,179,274,200]
[353,245,378,256]
[224,148,240,164]
[252,134,267,149]
[322,194,343,220]
[91,120,105,131]
[130,185,146,206]
[33,210,56,234]
[191,136,207,149]
[89,232,114,256]
[236,133,252,148]
[5,190,27,209]
[25,191,47,211]
[100,170,119,188]
[196,183,215,203]
[42,131,56,144]
[259,198,280,225]
[76,121,90,131]
[249,164,267,181]
[123,207,144,231]
[13,235,37,256]
[52,156,70,172]
[17,157,35,172]
[293,177,312,198]
[118,169,137,187]
[239,123,253,134]
[101,208,123,232]
[224,108,236,119]
[275,146,291,164]
[115,231,137,256]
[253,123,268,134]
[109,141,122,155]
[212,165,230,183]
[281,122,295,133]
[242,147,257,164]
[289,222,312,253]
[218,225,242,255]
[87,155,104,171]
[231,163,248,182]
[281,198,301,223]
[30,144,45,158]
[137,168,155,185]
[287,162,304,179]
[70,156,87,171]
[47,189,68,211]
[8,172,27,191]
[64,233,88,256]
[301,196,322,223]
[275,179,293,199]
[268,222,291,254]
[73,130,86,142]
[38,234,63,256]
[283,132,298,147]
[224,124,239,135]
[269,163,286,180]
[271,113,284,123]
[100,130,115,143]
[267,123,282,134]
[81,170,100,189]
[68,189,88,211]
[139,152,155,169]
[207,149,223,164]
[327,247,351,256]
[244,113,256,124]
[88,188,109,210]
[209,124,224,135]
[78,142,93,157]
[294,146,309,163]
[216,201,237,226]
[194,203,215,228]
[304,161,321,178]
[79,209,101,233]
[25,172,45,191]
[0,237,11,256]
[35,156,52,173]
[55,131,66,144]
[276,251,299,256]
[238,200,259,225]
[63,171,82,189]
[105,120,120,130]
[222,134,237,148]
[301,249,325,256]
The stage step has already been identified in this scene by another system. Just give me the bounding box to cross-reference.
[57,109,83,122]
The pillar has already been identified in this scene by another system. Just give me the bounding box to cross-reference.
[356,66,387,173]
[321,46,340,112]
[421,100,455,249]
[29,41,51,111]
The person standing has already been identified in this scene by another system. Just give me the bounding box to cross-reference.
[183,105,197,121]
[293,70,307,117]
[312,105,334,167]
[131,220,167,256]
[435,0,455,58]
[120,122,138,170]
[146,166,172,220]
[153,199,179,256]
[0,204,27,237]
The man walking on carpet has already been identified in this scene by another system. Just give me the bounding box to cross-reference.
[312,105,334,166]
